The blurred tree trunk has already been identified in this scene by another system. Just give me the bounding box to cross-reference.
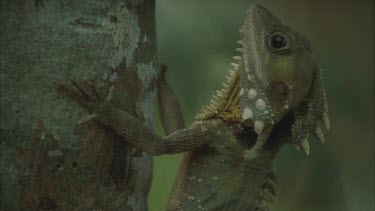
[0,0,157,210]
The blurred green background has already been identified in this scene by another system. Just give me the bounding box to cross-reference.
[149,0,374,210]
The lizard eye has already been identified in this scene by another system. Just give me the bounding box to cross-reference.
[268,31,291,53]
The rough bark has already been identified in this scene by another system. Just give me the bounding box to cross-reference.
[0,0,157,210]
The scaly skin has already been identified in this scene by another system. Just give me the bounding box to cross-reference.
[59,4,329,211]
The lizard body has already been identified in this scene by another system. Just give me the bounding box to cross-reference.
[59,4,328,211]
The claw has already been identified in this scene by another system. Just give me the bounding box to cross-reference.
[301,138,310,156]
[88,81,102,100]
[78,114,98,124]
[314,126,325,143]
[323,112,330,130]
[295,144,300,151]
[70,79,90,100]
[56,84,87,108]
[262,182,276,196]
[106,86,115,102]
[262,189,274,203]
[267,171,278,184]
[294,144,301,151]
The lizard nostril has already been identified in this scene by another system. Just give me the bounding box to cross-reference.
[271,80,289,101]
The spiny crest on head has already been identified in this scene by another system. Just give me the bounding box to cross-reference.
[195,42,244,122]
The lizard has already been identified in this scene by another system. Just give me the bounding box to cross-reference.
[58,4,329,211]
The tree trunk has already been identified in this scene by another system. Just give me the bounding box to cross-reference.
[0,0,157,210]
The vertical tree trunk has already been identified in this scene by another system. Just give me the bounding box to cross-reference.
[0,0,157,210]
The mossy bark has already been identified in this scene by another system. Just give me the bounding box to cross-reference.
[0,0,157,210]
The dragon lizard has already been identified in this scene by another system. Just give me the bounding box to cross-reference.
[58,4,329,211]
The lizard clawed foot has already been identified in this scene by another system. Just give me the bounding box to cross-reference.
[57,79,115,124]
[106,85,115,102]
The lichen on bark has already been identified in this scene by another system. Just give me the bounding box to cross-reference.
[0,0,157,210]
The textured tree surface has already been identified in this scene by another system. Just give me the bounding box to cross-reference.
[0,0,157,210]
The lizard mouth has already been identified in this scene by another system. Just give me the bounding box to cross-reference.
[236,108,295,150]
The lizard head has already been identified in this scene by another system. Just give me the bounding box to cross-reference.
[238,4,328,146]
[196,4,329,151]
